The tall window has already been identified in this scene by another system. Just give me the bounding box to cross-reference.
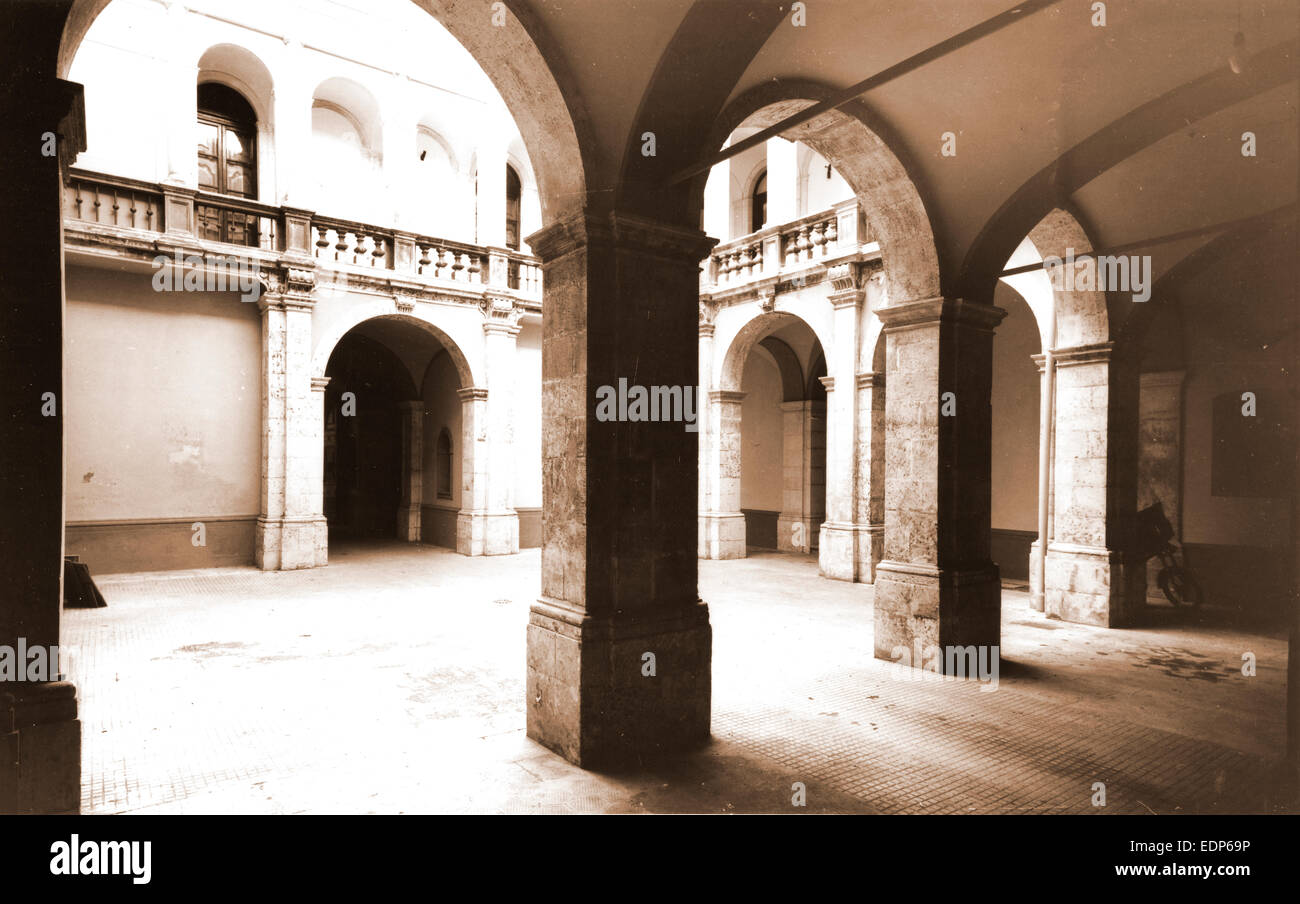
[751,170,767,234]
[436,429,453,499]
[196,83,259,245]
[506,164,522,251]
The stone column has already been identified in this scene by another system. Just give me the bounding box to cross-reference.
[1137,369,1186,600]
[777,401,812,552]
[873,298,1006,669]
[0,77,84,815]
[857,371,886,581]
[697,301,716,556]
[820,262,871,579]
[396,400,423,542]
[525,211,716,768]
[1029,352,1055,610]
[1044,342,1144,626]
[457,295,521,555]
[256,268,328,570]
[700,390,747,558]
[455,386,488,554]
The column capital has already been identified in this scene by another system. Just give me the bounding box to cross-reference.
[480,293,523,335]
[457,386,489,403]
[310,376,330,393]
[827,261,865,308]
[819,375,835,392]
[875,296,1006,333]
[856,371,884,389]
[709,389,746,404]
[1052,341,1113,367]
[527,210,718,265]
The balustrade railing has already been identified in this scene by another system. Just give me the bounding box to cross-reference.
[707,204,855,290]
[63,169,542,300]
[65,173,164,233]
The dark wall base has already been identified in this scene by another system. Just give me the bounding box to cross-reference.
[518,507,541,549]
[420,504,458,549]
[742,509,778,549]
[991,528,1036,581]
[65,516,255,575]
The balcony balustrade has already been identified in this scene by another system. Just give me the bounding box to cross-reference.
[62,169,543,302]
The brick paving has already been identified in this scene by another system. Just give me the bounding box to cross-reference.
[63,543,1290,814]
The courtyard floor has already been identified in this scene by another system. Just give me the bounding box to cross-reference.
[63,542,1291,814]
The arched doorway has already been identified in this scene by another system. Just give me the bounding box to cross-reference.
[318,314,476,557]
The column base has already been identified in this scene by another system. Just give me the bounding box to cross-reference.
[699,512,746,559]
[1045,542,1144,627]
[873,560,1001,668]
[1,681,80,814]
[457,510,519,556]
[1029,538,1045,611]
[526,598,711,768]
[255,516,328,570]
[818,521,882,582]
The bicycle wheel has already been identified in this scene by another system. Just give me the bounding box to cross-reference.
[1158,566,1189,607]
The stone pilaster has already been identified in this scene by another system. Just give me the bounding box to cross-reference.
[873,298,1006,669]
[820,262,870,579]
[701,390,747,558]
[1044,342,1144,626]
[456,294,522,555]
[777,401,814,553]
[525,211,716,768]
[256,267,328,570]
[855,371,886,581]
[697,301,717,556]
[397,400,423,542]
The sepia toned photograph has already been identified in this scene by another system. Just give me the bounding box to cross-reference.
[0,0,1296,862]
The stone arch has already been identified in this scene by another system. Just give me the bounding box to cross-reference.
[60,0,589,225]
[720,310,831,395]
[696,79,943,307]
[757,336,803,402]
[1025,207,1111,347]
[312,308,477,389]
[313,77,383,163]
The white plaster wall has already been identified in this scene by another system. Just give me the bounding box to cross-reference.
[64,267,261,520]
[991,282,1041,532]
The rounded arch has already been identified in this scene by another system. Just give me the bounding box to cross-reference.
[60,0,589,226]
[1026,207,1111,347]
[196,44,274,129]
[756,336,803,402]
[720,310,828,395]
[696,79,943,307]
[313,78,383,161]
[312,309,476,389]
[415,124,460,174]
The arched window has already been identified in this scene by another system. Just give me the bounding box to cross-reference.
[751,170,767,233]
[196,83,259,245]
[506,164,522,251]
[436,429,453,499]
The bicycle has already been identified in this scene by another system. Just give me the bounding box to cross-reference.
[1135,501,1204,608]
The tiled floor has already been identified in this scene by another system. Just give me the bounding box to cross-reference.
[63,542,1291,814]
